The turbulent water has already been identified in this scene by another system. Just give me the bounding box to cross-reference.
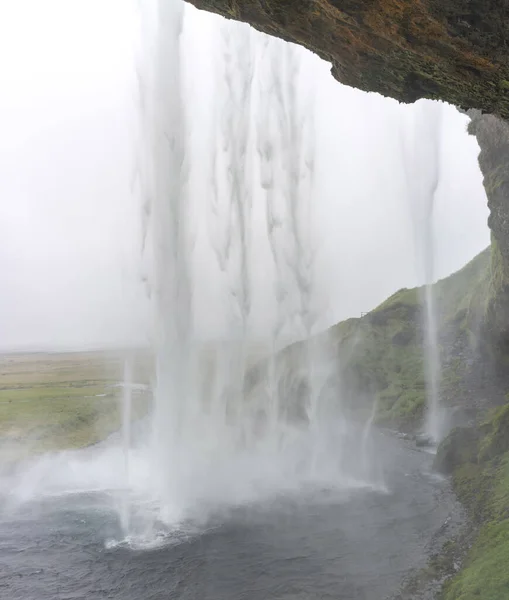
[0,432,460,600]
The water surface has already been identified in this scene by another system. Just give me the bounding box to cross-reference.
[0,435,457,600]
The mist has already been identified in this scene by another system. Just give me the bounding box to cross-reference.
[0,0,489,351]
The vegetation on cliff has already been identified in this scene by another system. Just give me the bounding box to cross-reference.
[329,246,491,431]
[468,114,509,359]
[433,403,509,599]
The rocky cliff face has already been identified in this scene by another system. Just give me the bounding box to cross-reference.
[467,114,509,356]
[188,0,509,118]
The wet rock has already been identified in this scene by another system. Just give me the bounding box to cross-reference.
[189,0,509,118]
[415,434,435,448]
[433,427,480,474]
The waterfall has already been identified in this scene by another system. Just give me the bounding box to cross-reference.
[130,0,382,533]
[120,356,133,535]
[402,101,443,444]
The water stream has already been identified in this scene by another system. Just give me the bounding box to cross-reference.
[125,0,383,534]
[402,101,444,445]
[120,356,133,535]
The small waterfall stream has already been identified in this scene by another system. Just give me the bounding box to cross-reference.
[402,101,444,445]
[120,356,133,535]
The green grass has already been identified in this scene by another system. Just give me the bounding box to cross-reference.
[436,409,509,599]
[324,247,492,430]
[444,521,509,600]
[443,460,509,599]
[0,351,151,456]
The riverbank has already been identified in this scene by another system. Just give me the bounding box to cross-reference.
[385,401,509,600]
[0,427,461,600]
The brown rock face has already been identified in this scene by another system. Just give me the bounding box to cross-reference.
[468,113,509,354]
[187,0,509,117]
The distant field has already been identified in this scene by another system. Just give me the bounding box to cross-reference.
[0,341,279,459]
[0,350,152,456]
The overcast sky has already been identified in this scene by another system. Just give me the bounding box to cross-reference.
[0,0,489,351]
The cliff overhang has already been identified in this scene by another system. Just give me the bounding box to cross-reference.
[187,0,509,118]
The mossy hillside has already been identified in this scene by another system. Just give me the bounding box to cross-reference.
[434,246,491,329]
[329,247,491,431]
[332,289,426,430]
[434,404,509,599]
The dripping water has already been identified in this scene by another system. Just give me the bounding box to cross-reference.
[120,356,133,535]
[125,0,385,534]
[402,101,444,445]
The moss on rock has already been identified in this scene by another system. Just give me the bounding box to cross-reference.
[330,247,491,431]
[188,0,509,118]
[429,404,509,599]
[434,426,480,475]
[467,114,509,360]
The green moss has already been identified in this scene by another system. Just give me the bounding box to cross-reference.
[435,247,491,326]
[490,455,509,520]
[331,247,491,431]
[478,403,509,461]
[442,462,509,600]
[435,427,480,474]
[437,407,509,599]
[443,520,509,600]
[452,461,494,522]
[372,287,419,313]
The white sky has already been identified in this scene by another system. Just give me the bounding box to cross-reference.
[0,0,489,351]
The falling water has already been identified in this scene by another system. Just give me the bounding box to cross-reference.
[120,356,133,534]
[402,101,443,444]
[141,0,189,518]
[255,37,340,471]
[360,395,378,473]
[132,0,382,531]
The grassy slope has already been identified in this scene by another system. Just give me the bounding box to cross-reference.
[0,351,151,454]
[328,247,491,431]
[437,403,509,599]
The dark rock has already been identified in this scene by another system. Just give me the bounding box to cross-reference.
[433,427,480,474]
[415,434,435,448]
[188,0,509,118]
[392,329,414,347]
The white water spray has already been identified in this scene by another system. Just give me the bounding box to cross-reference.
[0,2,384,536]
[136,0,386,525]
[119,356,133,534]
[402,101,444,444]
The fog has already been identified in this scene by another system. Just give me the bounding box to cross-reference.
[0,0,489,351]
